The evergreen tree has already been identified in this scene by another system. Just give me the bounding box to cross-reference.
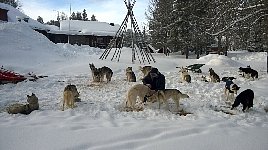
[147,0,173,51]
[76,12,82,20]
[70,12,76,20]
[37,16,44,24]
[0,0,19,8]
[82,9,88,21]
[146,0,268,54]
[91,14,97,21]
[46,20,60,27]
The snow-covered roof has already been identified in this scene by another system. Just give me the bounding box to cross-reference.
[59,20,120,36]
[0,2,49,30]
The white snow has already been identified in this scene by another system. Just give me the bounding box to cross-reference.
[1,22,268,150]
[60,20,120,36]
[0,3,49,30]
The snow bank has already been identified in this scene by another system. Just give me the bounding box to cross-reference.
[0,2,48,30]
[198,54,243,67]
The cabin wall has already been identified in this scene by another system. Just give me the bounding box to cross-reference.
[0,8,8,21]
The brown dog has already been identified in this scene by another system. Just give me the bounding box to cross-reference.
[125,84,155,111]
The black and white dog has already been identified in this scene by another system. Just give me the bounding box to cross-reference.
[224,80,240,101]
[222,77,236,82]
[239,66,258,79]
[208,68,220,83]
[231,89,254,112]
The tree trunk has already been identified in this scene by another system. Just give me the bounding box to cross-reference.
[185,48,189,59]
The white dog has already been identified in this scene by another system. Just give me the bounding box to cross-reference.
[178,67,191,83]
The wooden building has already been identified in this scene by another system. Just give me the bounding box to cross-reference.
[0,8,8,21]
[43,20,120,49]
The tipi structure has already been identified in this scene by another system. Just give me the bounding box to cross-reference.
[99,0,155,64]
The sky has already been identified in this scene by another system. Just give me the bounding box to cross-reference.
[19,0,150,27]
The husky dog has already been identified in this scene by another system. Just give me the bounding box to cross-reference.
[99,66,113,82]
[139,66,152,77]
[125,84,155,111]
[224,80,240,101]
[179,67,191,83]
[231,89,254,112]
[64,84,80,102]
[208,68,220,83]
[7,93,39,115]
[222,77,236,82]
[89,63,100,82]
[126,67,136,82]
[62,85,76,111]
[27,93,39,111]
[147,89,189,111]
[89,63,113,82]
[238,66,258,79]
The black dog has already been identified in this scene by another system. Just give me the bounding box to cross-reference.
[231,89,254,112]
[222,77,236,82]
[238,67,258,79]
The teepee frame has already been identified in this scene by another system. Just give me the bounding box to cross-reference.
[99,0,155,64]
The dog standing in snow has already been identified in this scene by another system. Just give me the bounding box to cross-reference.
[231,89,254,112]
[125,84,155,111]
[62,85,78,111]
[147,89,189,112]
[224,80,240,102]
[238,66,258,80]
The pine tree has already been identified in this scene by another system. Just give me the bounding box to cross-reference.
[0,0,19,8]
[46,20,60,27]
[37,16,44,24]
[76,12,82,20]
[91,14,97,21]
[82,9,88,21]
[147,0,173,51]
[70,12,76,20]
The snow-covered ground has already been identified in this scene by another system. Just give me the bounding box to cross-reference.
[1,22,268,150]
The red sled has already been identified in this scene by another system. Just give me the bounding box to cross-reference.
[0,67,27,84]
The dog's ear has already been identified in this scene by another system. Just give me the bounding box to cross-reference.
[237,87,241,90]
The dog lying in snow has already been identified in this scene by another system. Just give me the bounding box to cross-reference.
[221,77,236,82]
[7,93,39,115]
[231,89,254,112]
[147,89,189,112]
